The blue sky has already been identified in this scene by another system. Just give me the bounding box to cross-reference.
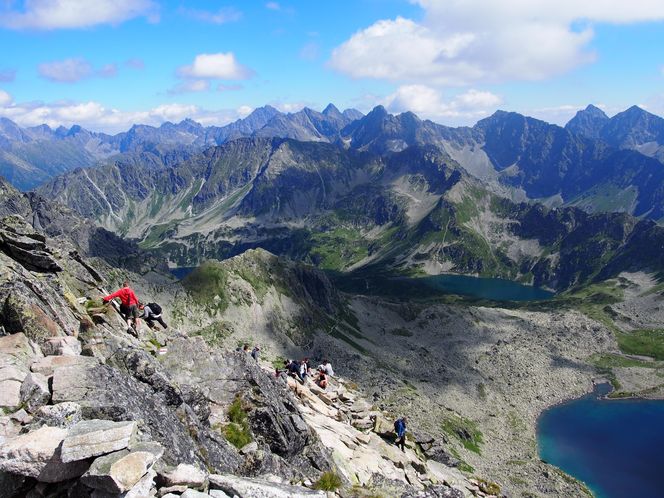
[0,0,663,133]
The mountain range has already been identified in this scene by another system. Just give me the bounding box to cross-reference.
[0,104,363,191]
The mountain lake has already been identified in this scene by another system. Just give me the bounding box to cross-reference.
[334,272,554,302]
[538,383,664,498]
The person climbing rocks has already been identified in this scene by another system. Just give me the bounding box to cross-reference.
[315,368,328,389]
[394,416,408,452]
[251,345,260,361]
[317,358,335,377]
[138,302,167,329]
[102,281,140,333]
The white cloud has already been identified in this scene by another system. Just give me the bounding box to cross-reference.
[180,6,242,24]
[381,85,502,124]
[265,2,280,11]
[38,58,93,83]
[330,0,664,85]
[0,89,12,106]
[177,53,254,80]
[0,97,249,134]
[0,0,158,30]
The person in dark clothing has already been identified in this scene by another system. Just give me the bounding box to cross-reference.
[138,303,167,329]
[251,345,260,361]
[394,416,408,452]
[286,359,303,382]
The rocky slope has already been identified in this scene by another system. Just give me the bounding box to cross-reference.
[0,195,483,496]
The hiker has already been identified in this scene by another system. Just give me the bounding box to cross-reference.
[317,358,334,377]
[139,302,167,329]
[315,368,328,389]
[237,344,249,353]
[299,358,310,383]
[102,281,140,332]
[286,359,303,382]
[251,345,260,361]
[394,416,408,452]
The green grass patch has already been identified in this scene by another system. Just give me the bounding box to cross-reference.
[313,471,343,491]
[616,329,664,360]
[309,227,368,270]
[222,397,252,449]
[590,353,659,369]
[441,414,483,455]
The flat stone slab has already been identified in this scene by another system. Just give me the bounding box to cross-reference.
[0,426,89,482]
[42,336,82,356]
[82,444,162,493]
[158,462,207,488]
[209,474,326,497]
[61,420,137,463]
[31,355,99,377]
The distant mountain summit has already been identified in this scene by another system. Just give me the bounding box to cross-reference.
[565,104,609,139]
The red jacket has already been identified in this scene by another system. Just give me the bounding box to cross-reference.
[103,287,139,307]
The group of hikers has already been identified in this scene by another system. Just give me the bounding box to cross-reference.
[104,282,410,451]
[280,357,335,389]
[102,281,167,334]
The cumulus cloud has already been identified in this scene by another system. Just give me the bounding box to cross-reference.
[180,6,242,24]
[381,85,502,124]
[0,0,158,30]
[0,97,248,134]
[0,89,12,106]
[0,69,16,82]
[330,0,664,85]
[177,53,254,80]
[38,58,120,83]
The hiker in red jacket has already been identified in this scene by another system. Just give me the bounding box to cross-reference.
[102,281,141,332]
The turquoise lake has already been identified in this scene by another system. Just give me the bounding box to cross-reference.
[538,384,664,498]
[335,272,554,301]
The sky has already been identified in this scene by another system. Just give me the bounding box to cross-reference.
[0,0,663,133]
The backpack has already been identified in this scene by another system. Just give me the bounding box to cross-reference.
[147,302,162,315]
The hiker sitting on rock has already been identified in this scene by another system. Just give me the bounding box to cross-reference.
[394,416,408,452]
[317,358,334,377]
[138,302,167,330]
[251,345,260,361]
[285,359,304,382]
[315,368,328,389]
[103,281,140,332]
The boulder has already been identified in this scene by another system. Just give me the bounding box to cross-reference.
[82,443,163,493]
[157,463,207,489]
[91,468,157,498]
[0,426,89,482]
[61,420,137,463]
[0,332,42,368]
[181,490,210,498]
[400,485,465,498]
[32,354,99,378]
[42,336,82,356]
[0,365,26,410]
[29,401,83,430]
[209,490,231,498]
[19,372,50,413]
[209,474,326,497]
[158,484,188,496]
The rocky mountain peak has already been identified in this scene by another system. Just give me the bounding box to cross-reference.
[565,104,610,139]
